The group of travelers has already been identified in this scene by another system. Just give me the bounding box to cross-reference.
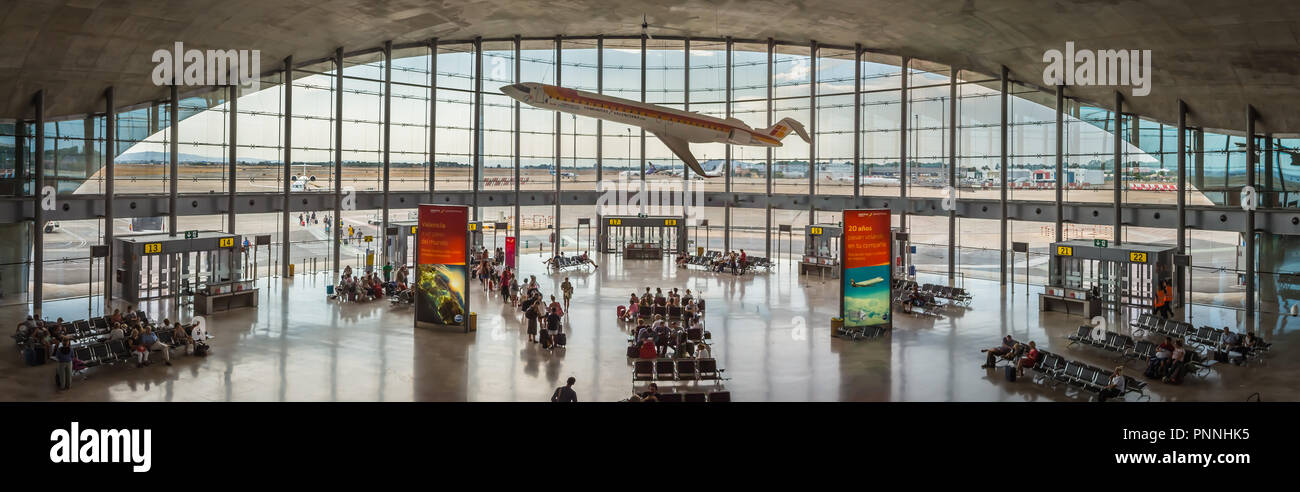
[545,250,599,270]
[337,263,410,303]
[619,287,704,324]
[515,275,566,350]
[15,307,208,391]
[679,250,748,275]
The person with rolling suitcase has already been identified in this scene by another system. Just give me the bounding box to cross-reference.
[545,306,562,350]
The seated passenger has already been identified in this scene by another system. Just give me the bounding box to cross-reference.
[173,320,194,355]
[135,327,171,367]
[1098,366,1126,402]
[981,335,1017,369]
[638,338,657,359]
[1014,341,1039,378]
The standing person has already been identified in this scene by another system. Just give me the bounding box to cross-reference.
[545,306,563,350]
[1153,279,1173,319]
[524,294,541,343]
[382,262,393,283]
[551,377,578,402]
[561,277,574,310]
[549,295,564,317]
[54,340,73,390]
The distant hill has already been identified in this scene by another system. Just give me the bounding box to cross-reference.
[117,151,283,165]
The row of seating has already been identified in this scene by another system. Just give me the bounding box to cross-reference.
[891,279,972,307]
[630,391,730,402]
[1023,349,1149,401]
[1064,325,1217,378]
[624,303,702,322]
[632,358,724,382]
[13,311,152,349]
[837,324,888,341]
[547,256,594,271]
[679,251,771,273]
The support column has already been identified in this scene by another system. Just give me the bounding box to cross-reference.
[1264,134,1273,208]
[552,35,561,257]
[853,45,862,200]
[282,56,293,276]
[1245,105,1256,327]
[1176,100,1187,305]
[1054,85,1063,242]
[723,38,732,251]
[1193,128,1204,192]
[104,88,116,303]
[474,37,483,223]
[33,90,45,316]
[382,41,392,263]
[228,84,238,233]
[899,56,909,232]
[513,36,521,257]
[169,84,179,235]
[765,39,774,259]
[1113,91,1123,245]
[639,35,647,217]
[429,39,438,201]
[948,69,957,281]
[999,66,1008,285]
[333,47,343,276]
[808,40,817,224]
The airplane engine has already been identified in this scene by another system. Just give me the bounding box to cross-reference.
[309,175,316,181]
[291,175,298,181]
[728,129,751,145]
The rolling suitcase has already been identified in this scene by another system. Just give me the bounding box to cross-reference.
[626,345,638,358]
[1004,365,1016,382]
[540,329,552,349]
[555,332,567,347]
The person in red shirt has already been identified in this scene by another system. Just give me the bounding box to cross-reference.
[1015,340,1039,378]
[638,338,657,359]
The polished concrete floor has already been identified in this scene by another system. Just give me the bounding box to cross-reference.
[3,251,1296,402]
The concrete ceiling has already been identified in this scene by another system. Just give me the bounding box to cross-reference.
[3,0,1300,134]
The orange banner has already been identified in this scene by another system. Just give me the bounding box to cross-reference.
[418,205,468,266]
[843,209,891,268]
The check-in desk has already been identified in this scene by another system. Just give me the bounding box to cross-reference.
[195,280,259,315]
[624,242,664,259]
[1039,286,1101,318]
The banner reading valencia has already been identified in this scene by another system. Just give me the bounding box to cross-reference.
[416,205,469,329]
[842,209,892,328]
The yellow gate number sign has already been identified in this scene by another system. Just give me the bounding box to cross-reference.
[1129,252,1148,263]
[219,237,235,248]
[467,223,478,231]
[608,218,622,226]
[664,219,677,226]
[143,243,162,254]
[809,227,823,236]
[409,226,417,234]
[1056,246,1073,256]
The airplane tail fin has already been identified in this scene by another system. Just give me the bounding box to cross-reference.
[761,117,812,144]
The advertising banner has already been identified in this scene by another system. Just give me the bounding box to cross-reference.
[505,236,516,269]
[415,205,469,329]
[842,209,892,328]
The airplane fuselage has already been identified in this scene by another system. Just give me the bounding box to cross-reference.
[503,83,783,148]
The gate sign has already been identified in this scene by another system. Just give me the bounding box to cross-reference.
[218,237,235,248]
[1056,246,1074,256]
[841,209,892,329]
[1129,251,1148,263]
[143,243,162,254]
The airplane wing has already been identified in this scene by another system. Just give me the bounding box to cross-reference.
[652,133,716,178]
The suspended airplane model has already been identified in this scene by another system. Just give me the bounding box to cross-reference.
[501,83,811,177]
[849,277,884,287]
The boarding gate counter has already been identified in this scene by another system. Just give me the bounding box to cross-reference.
[112,231,248,305]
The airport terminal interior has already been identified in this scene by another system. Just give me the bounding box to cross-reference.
[2,0,1298,402]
